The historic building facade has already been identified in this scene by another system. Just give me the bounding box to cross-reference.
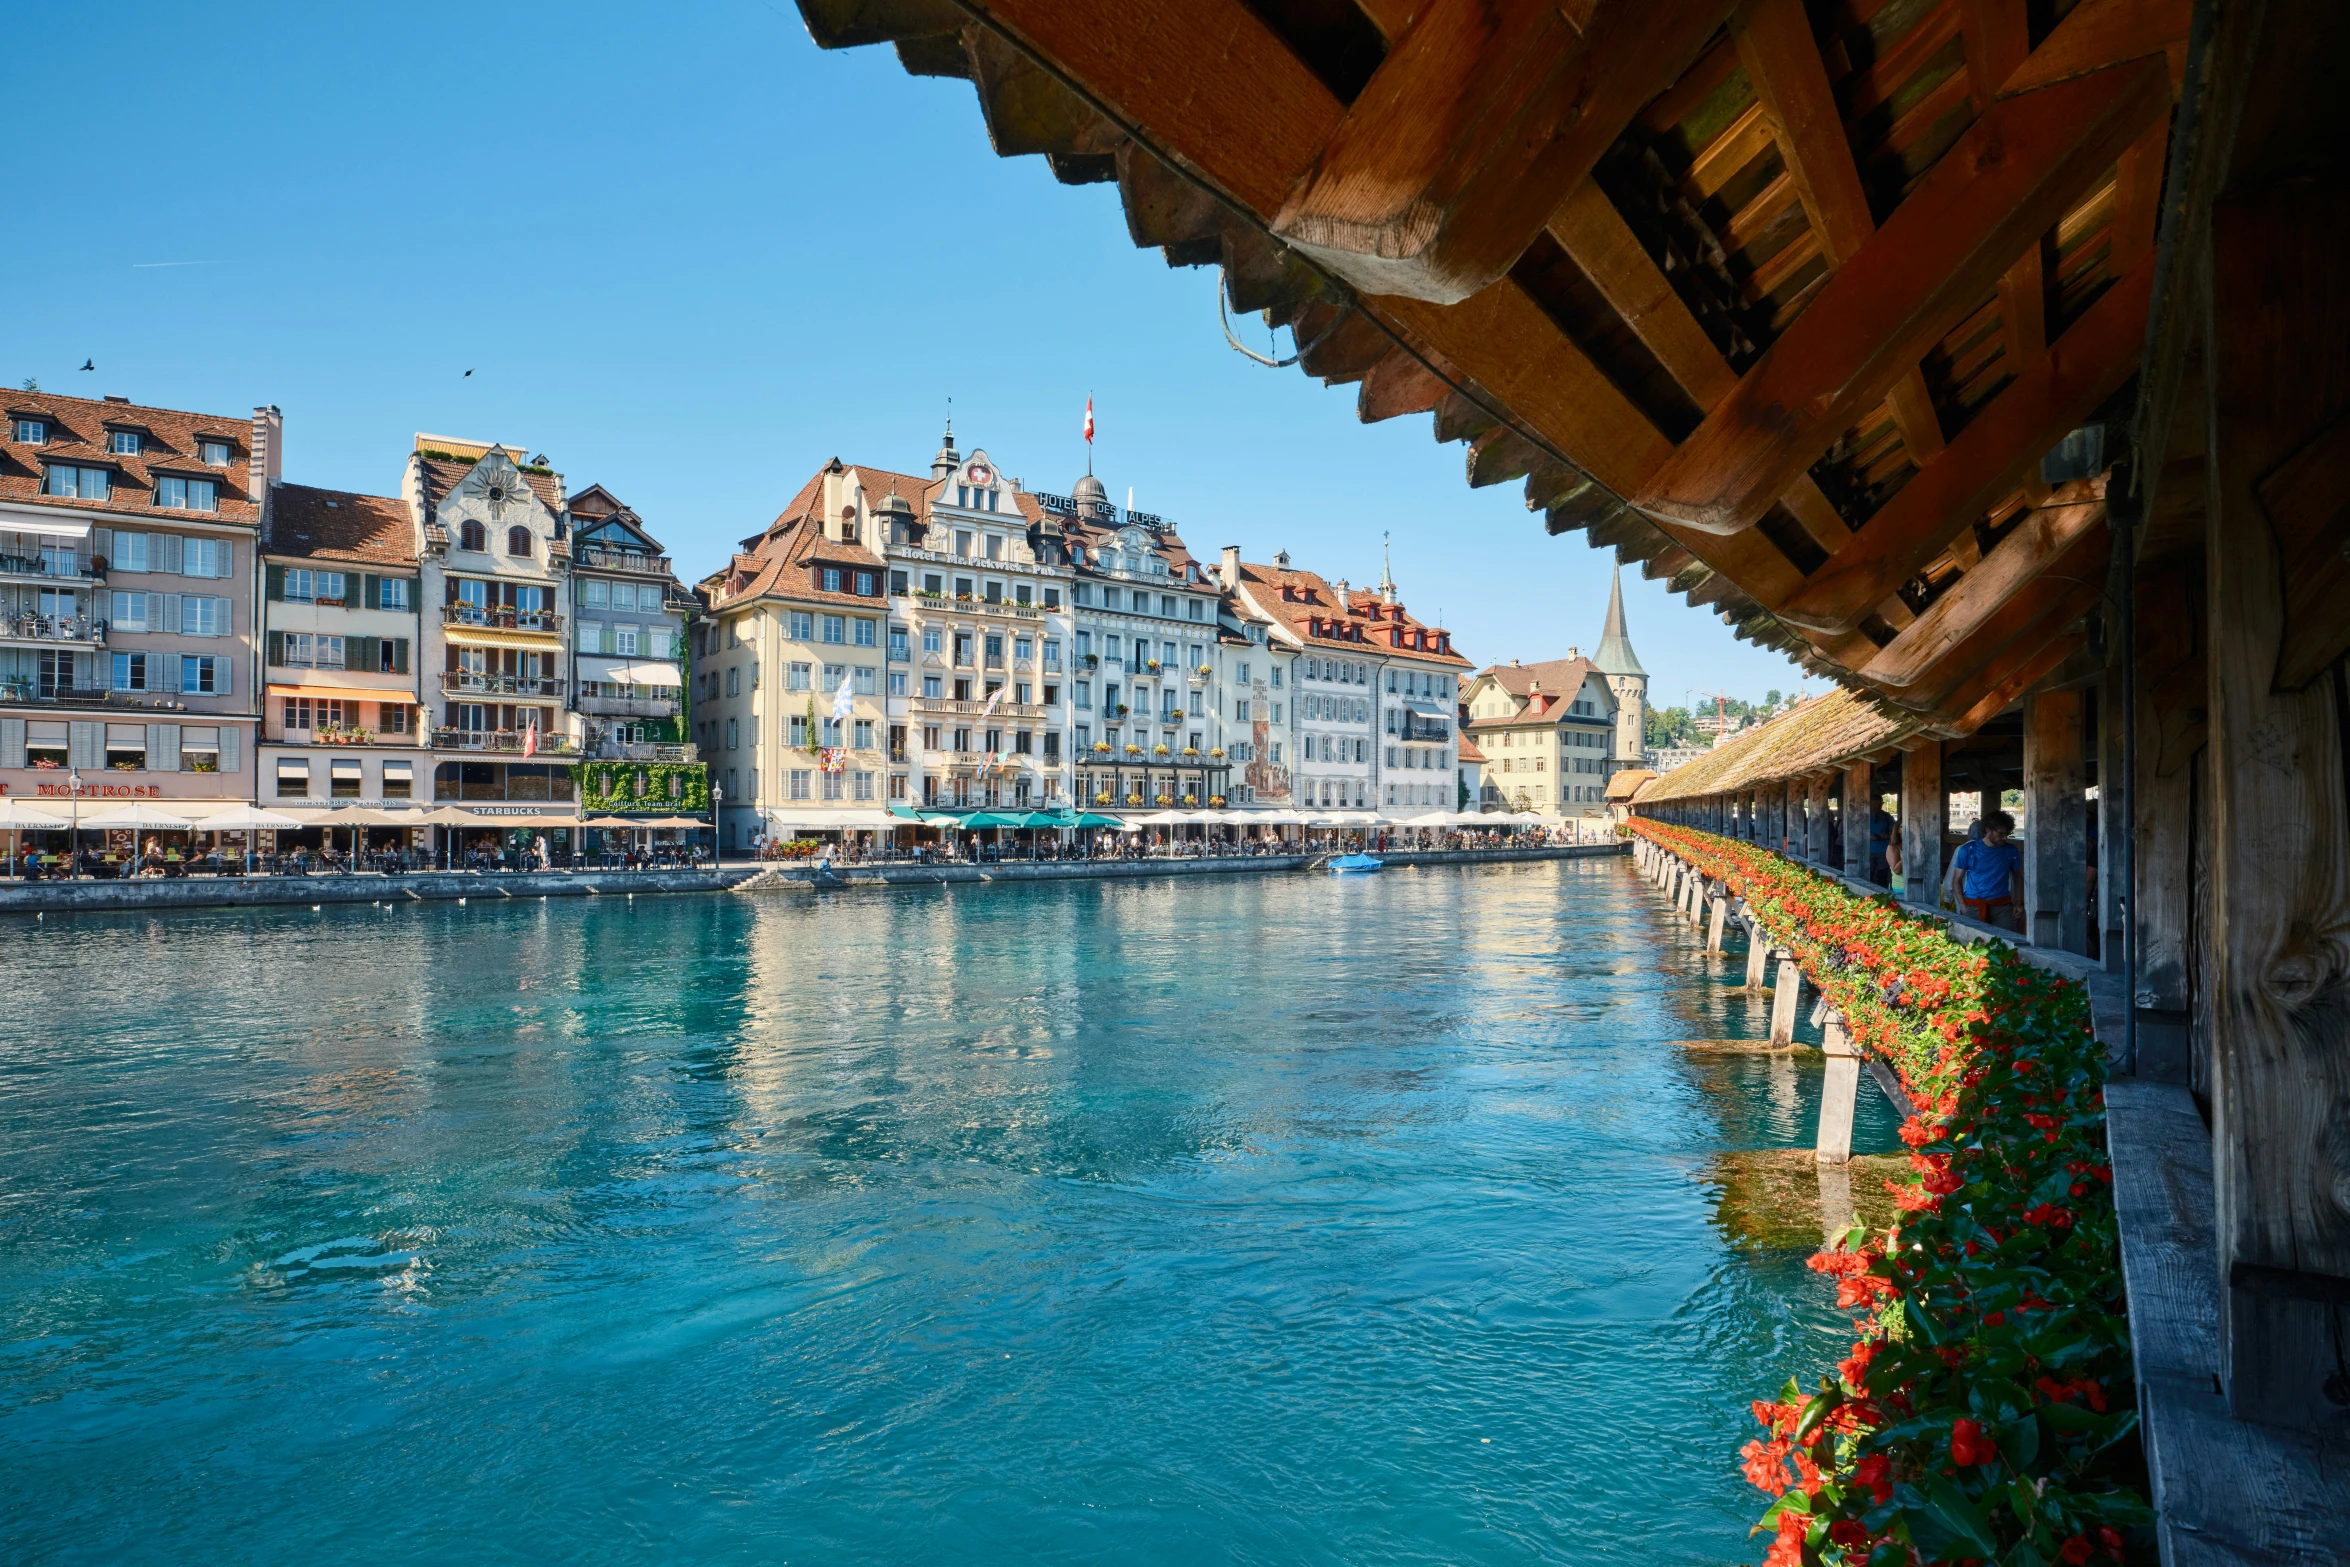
[1459,568,1651,818]
[0,391,273,825]
[258,484,425,817]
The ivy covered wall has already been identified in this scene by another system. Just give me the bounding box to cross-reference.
[580,760,709,813]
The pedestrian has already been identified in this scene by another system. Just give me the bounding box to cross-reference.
[533,833,550,872]
[1868,805,1895,886]
[1886,831,1904,897]
[1944,809,2023,930]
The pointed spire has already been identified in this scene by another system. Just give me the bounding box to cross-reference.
[930,404,961,482]
[1379,530,1397,599]
[1591,564,1648,679]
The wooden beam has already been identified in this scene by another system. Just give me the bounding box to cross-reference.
[1911,562,2108,711]
[1547,179,1737,407]
[1945,630,2083,733]
[1632,56,2170,535]
[2000,0,2192,97]
[2258,408,2350,690]
[1864,500,2108,690]
[1733,0,1947,461]
[2206,181,2350,1436]
[1900,736,1944,909]
[1777,262,2149,633]
[1269,0,1738,304]
[2022,686,2090,953]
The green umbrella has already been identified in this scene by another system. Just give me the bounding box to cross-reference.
[1071,812,1122,829]
[1017,811,1072,829]
[962,810,1024,829]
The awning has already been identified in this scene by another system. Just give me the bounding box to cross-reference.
[6,517,94,540]
[263,682,403,702]
[762,808,896,830]
[443,625,565,651]
[589,660,681,687]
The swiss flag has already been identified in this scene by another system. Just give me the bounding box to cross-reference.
[1083,396,1094,445]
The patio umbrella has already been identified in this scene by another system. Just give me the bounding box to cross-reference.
[191,804,305,876]
[77,803,196,876]
[0,798,67,879]
[1070,812,1121,829]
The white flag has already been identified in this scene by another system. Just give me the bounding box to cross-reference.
[980,686,1003,720]
[832,672,855,723]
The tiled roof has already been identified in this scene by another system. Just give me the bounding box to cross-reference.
[0,390,259,525]
[1477,657,1602,699]
[701,463,892,614]
[1235,559,1470,667]
[418,454,565,513]
[1605,767,1656,801]
[268,484,416,566]
[1633,689,1925,803]
[1457,736,1490,764]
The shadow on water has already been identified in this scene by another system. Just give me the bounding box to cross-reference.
[2,858,1867,1567]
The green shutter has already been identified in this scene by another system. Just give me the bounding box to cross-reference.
[266,563,285,601]
[267,630,284,666]
[391,638,409,674]
[363,574,380,610]
[352,636,377,673]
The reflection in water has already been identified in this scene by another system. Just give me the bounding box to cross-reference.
[4,859,1874,1566]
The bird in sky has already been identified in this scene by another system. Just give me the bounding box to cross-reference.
[464,368,474,378]
[78,359,93,371]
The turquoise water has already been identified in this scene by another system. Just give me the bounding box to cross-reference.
[1,858,1897,1566]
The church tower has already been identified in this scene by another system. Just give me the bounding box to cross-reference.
[1590,565,1648,770]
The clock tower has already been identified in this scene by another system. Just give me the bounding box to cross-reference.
[1590,565,1647,772]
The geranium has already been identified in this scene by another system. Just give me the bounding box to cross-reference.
[1632,822,2147,1565]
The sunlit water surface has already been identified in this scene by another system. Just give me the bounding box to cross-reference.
[1,858,1896,1565]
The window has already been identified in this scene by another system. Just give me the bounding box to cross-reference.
[853,719,874,748]
[822,615,844,644]
[183,537,226,576]
[200,439,231,466]
[853,666,877,696]
[277,760,310,798]
[1043,587,1062,610]
[955,530,973,557]
[13,419,44,444]
[614,625,639,656]
[582,578,609,608]
[111,591,152,631]
[110,431,141,455]
[380,702,412,734]
[110,652,147,691]
[855,571,875,595]
[181,655,223,694]
[44,465,109,500]
[922,627,942,656]
[788,662,811,691]
[889,671,907,697]
[726,667,740,697]
[331,759,364,799]
[923,675,942,699]
[460,519,486,552]
[647,628,671,658]
[786,610,813,640]
[854,618,876,648]
[890,570,908,596]
[1188,599,1204,621]
[504,525,533,558]
[726,717,739,750]
[383,761,414,799]
[822,567,842,592]
[155,475,218,510]
[889,625,909,661]
[183,596,226,636]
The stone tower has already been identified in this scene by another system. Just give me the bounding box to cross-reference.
[1590,564,1648,769]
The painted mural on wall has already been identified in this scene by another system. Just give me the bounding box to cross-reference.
[1242,673,1291,803]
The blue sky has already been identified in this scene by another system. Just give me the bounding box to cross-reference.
[6,1,1810,711]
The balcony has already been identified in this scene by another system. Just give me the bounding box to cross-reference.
[576,545,671,575]
[910,695,1046,719]
[578,692,679,719]
[439,671,567,699]
[431,727,579,755]
[0,552,100,586]
[590,741,697,763]
[442,605,564,636]
[0,614,105,649]
[906,593,1043,620]
[0,681,125,706]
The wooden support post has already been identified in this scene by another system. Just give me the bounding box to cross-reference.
[1843,760,1873,881]
[1807,773,1833,865]
[2132,560,2200,1082]
[1902,742,1944,909]
[2205,182,2350,1437]
[1769,954,1803,1045]
[1744,918,1771,989]
[1817,1012,1859,1164]
[2099,653,2128,971]
[2024,687,2091,953]
[1707,892,1729,953]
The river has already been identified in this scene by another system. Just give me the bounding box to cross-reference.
[0,857,1896,1565]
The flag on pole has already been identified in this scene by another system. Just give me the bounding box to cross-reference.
[980,686,1003,720]
[832,672,856,724]
[1083,396,1094,445]
[522,718,538,758]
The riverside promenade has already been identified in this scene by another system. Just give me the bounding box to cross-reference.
[0,842,1624,916]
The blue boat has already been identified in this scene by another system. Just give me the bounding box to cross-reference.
[1328,853,1384,875]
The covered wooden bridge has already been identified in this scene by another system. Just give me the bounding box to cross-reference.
[793,0,2347,1554]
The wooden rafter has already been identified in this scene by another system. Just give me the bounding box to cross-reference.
[1862,494,2107,688]
[1633,54,2170,536]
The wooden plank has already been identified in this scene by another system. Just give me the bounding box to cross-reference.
[1269,0,1739,303]
[1733,0,1949,460]
[1547,180,1739,407]
[1843,758,1874,878]
[1862,494,2107,687]
[2204,180,2350,1437]
[2258,409,2350,690]
[2000,0,2192,97]
[1900,735,1943,907]
[1633,56,2170,535]
[1777,263,2148,633]
[2022,685,2090,953]
[1684,101,1777,200]
[1945,627,2082,733]
[1917,560,2107,712]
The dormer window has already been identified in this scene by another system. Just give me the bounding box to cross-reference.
[153,475,217,510]
[110,431,141,456]
[13,419,44,444]
[200,439,231,466]
[44,464,110,500]
[822,568,842,592]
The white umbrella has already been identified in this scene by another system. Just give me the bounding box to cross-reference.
[0,798,67,880]
[77,804,196,830]
[202,804,305,830]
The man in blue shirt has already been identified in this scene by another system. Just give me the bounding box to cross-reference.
[1944,810,2024,929]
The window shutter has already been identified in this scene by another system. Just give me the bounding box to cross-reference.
[266,563,285,600]
[69,721,101,769]
[352,636,377,673]
[218,726,240,775]
[163,594,183,634]
[267,630,284,666]
[364,574,380,610]
[216,658,232,697]
[216,541,233,579]
[94,527,113,565]
[391,638,409,674]
[0,718,21,770]
[148,724,181,772]
[159,653,182,695]
[162,533,184,575]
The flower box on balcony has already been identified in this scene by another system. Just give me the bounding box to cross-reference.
[1123,745,1142,756]
[1182,747,1199,758]
[1209,748,1226,760]
[1208,795,1226,807]
[1152,745,1170,757]
[1167,709,1185,721]
[1195,664,1213,678]
[1145,660,1162,672]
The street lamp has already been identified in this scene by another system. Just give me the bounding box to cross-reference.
[710,783,722,871]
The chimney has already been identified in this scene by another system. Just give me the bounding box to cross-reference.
[1220,544,1240,588]
[1335,577,1351,609]
[1568,645,1579,660]
[1510,657,1521,667]
[249,404,284,541]
[103,394,130,404]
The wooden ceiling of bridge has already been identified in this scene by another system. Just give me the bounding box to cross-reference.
[797,0,2189,734]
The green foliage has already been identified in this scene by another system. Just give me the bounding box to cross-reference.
[581,760,708,813]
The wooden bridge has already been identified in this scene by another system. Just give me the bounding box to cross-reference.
[789,0,2347,1556]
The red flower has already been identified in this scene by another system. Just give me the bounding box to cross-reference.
[1949,1418,1993,1466]
[1739,1437,1791,1495]
[1850,1452,1893,1505]
[1827,1519,1871,1550]
[2061,1536,2093,1564]
[1761,1510,1807,1567]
